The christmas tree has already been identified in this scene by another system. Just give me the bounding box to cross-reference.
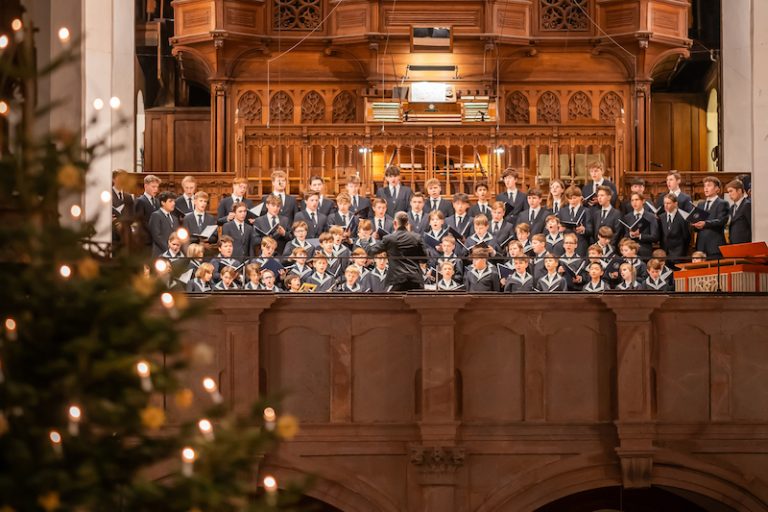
[0,13,303,512]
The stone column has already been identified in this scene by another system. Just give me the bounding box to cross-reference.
[602,296,666,489]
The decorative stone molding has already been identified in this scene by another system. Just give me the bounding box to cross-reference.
[410,445,466,474]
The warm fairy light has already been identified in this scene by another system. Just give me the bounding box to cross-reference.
[263,475,277,491]
[109,96,121,110]
[68,404,82,435]
[4,318,16,331]
[182,447,196,462]
[49,430,63,455]
[93,98,104,111]
[202,377,223,403]
[59,265,72,278]
[198,418,214,441]
[263,407,276,431]
[160,292,175,308]
[0,101,8,116]
[136,361,150,378]
[0,35,8,49]
[58,27,70,42]
[100,190,111,203]
[154,259,169,273]
[181,446,196,476]
[176,228,189,241]
[11,19,22,32]
[70,205,82,217]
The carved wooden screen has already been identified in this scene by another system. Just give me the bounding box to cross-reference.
[301,90,326,123]
[505,92,530,124]
[599,92,623,122]
[332,91,357,123]
[539,0,589,31]
[270,92,294,124]
[238,91,262,124]
[568,91,592,121]
[537,92,561,124]
[273,0,323,30]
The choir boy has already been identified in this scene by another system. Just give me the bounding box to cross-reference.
[591,186,622,244]
[489,201,515,245]
[283,273,302,293]
[436,261,464,291]
[183,191,218,245]
[217,177,254,225]
[503,255,535,293]
[371,197,394,238]
[658,193,691,263]
[260,269,282,292]
[148,191,179,256]
[615,262,641,291]
[329,225,351,271]
[432,234,464,283]
[328,192,358,239]
[424,178,454,217]
[529,234,548,281]
[243,263,262,290]
[544,215,565,256]
[306,254,336,292]
[251,237,284,283]
[424,211,448,257]
[618,239,647,281]
[641,259,672,291]
[537,253,567,292]
[582,261,608,292]
[253,195,290,253]
[558,186,592,255]
[337,266,364,292]
[620,178,649,215]
[294,191,328,238]
[345,175,371,218]
[222,202,256,261]
[134,174,161,253]
[283,221,315,259]
[464,246,500,292]
[187,262,214,293]
[214,266,240,291]
[725,179,751,244]
[263,170,299,223]
[596,226,617,259]
[652,249,675,286]
[285,247,313,282]
[692,176,728,258]
[468,182,493,219]
[353,219,376,252]
[582,161,618,208]
[376,165,413,216]
[446,193,473,239]
[655,171,693,213]
[210,236,242,283]
[519,188,549,235]
[514,223,533,255]
[558,232,587,291]
[307,175,335,216]
[619,192,659,258]
[496,168,527,223]
[366,252,389,292]
[408,192,429,234]
[465,215,499,255]
[175,175,197,218]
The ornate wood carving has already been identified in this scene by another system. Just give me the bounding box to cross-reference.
[238,91,262,124]
[505,92,530,124]
[568,91,592,120]
[273,0,322,30]
[540,0,589,31]
[600,92,623,122]
[301,90,326,123]
[332,91,357,123]
[270,91,294,124]
[537,91,561,124]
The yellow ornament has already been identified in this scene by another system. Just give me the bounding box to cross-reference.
[276,414,300,440]
[57,165,83,189]
[140,406,166,431]
[0,413,8,436]
[132,275,156,297]
[77,258,99,280]
[38,492,60,511]
[174,389,194,409]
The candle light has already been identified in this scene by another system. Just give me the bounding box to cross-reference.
[49,430,62,455]
[263,407,276,432]
[263,475,278,506]
[68,405,81,435]
[154,259,169,273]
[202,377,222,404]
[136,360,152,391]
[198,418,214,441]
[161,292,178,319]
[4,318,17,341]
[181,446,196,477]
[0,101,8,116]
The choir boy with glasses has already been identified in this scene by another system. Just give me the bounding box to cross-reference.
[283,220,315,260]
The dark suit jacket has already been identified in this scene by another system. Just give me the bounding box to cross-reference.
[424,197,454,218]
[695,197,728,258]
[407,212,430,234]
[148,209,179,256]
[517,207,550,235]
[261,193,299,225]
[217,196,255,225]
[490,220,516,248]
[294,210,328,238]
[659,210,691,260]
[134,194,159,248]
[590,207,622,245]
[175,195,195,218]
[316,196,336,216]
[468,203,493,220]
[222,221,256,261]
[445,214,474,239]
[582,180,618,207]
[619,211,660,258]
[327,211,360,238]
[366,228,427,289]
[182,211,219,244]
[557,206,593,255]
[349,195,372,218]
[496,190,528,223]
[376,185,413,216]
[253,214,291,253]
[729,198,752,245]
[112,190,135,220]
[656,191,693,213]
[371,216,395,235]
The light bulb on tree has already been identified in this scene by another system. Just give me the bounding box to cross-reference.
[4,318,17,341]
[93,98,104,111]
[109,97,121,110]
[176,228,189,242]
[0,35,8,50]
[0,101,8,116]
[68,405,82,435]
[181,447,196,477]
[136,360,152,391]
[58,27,70,42]
[59,265,72,278]
[154,259,169,273]
[263,475,278,505]
[11,19,22,32]
[49,431,62,455]
[198,418,214,441]
[100,190,111,203]
[202,377,223,403]
[70,205,82,218]
[263,407,277,431]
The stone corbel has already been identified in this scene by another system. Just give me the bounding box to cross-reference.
[616,448,654,489]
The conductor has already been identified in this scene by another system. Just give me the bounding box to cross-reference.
[367,211,428,291]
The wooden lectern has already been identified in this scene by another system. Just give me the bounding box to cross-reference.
[674,242,768,292]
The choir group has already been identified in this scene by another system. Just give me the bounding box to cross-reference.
[111,162,752,293]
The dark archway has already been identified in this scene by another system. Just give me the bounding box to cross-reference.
[534,485,737,512]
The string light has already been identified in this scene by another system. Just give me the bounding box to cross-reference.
[136,360,152,391]
[100,190,111,203]
[160,292,175,308]
[4,318,17,341]
[176,228,189,241]
[0,101,8,116]
[263,407,277,431]
[202,377,223,404]
[181,447,196,477]
[68,405,82,435]
[109,96,121,110]
[49,430,63,455]
[263,475,278,505]
[11,19,22,32]
[198,418,214,441]
[70,205,82,218]
[154,259,169,273]
[57,27,70,42]
[59,265,72,278]
[0,35,8,49]
[93,98,104,111]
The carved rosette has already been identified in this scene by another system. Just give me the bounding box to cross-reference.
[238,91,262,124]
[301,90,326,123]
[568,91,592,121]
[600,92,623,122]
[332,91,357,123]
[273,0,322,30]
[270,91,294,124]
[505,92,530,124]
[409,445,465,475]
[537,91,561,124]
[540,0,588,31]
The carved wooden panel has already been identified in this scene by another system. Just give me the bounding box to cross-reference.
[568,91,592,121]
[225,7,257,28]
[495,3,529,35]
[238,91,262,124]
[537,91,561,124]
[273,0,322,30]
[599,92,623,122]
[301,90,326,123]
[270,91,294,124]
[540,0,589,31]
[505,91,530,124]
[332,91,357,123]
[182,8,210,29]
[383,8,481,30]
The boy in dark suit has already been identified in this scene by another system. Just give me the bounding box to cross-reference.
[262,170,298,224]
[217,177,254,225]
[376,165,412,216]
[445,193,473,239]
[619,192,659,259]
[307,175,336,216]
[183,191,218,245]
[370,197,394,238]
[468,182,493,219]
[582,161,618,209]
[591,185,622,245]
[407,192,430,234]
[659,193,691,263]
[222,202,256,261]
[253,194,290,254]
[692,176,728,258]
[134,174,161,254]
[294,191,328,238]
[464,246,500,292]
[424,178,454,218]
[489,201,515,246]
[174,175,197,219]
[328,192,358,241]
[620,178,654,216]
[148,191,179,256]
[557,186,592,255]
[345,175,371,218]
[518,188,550,235]
[496,167,527,224]
[725,179,752,245]
[655,171,692,213]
